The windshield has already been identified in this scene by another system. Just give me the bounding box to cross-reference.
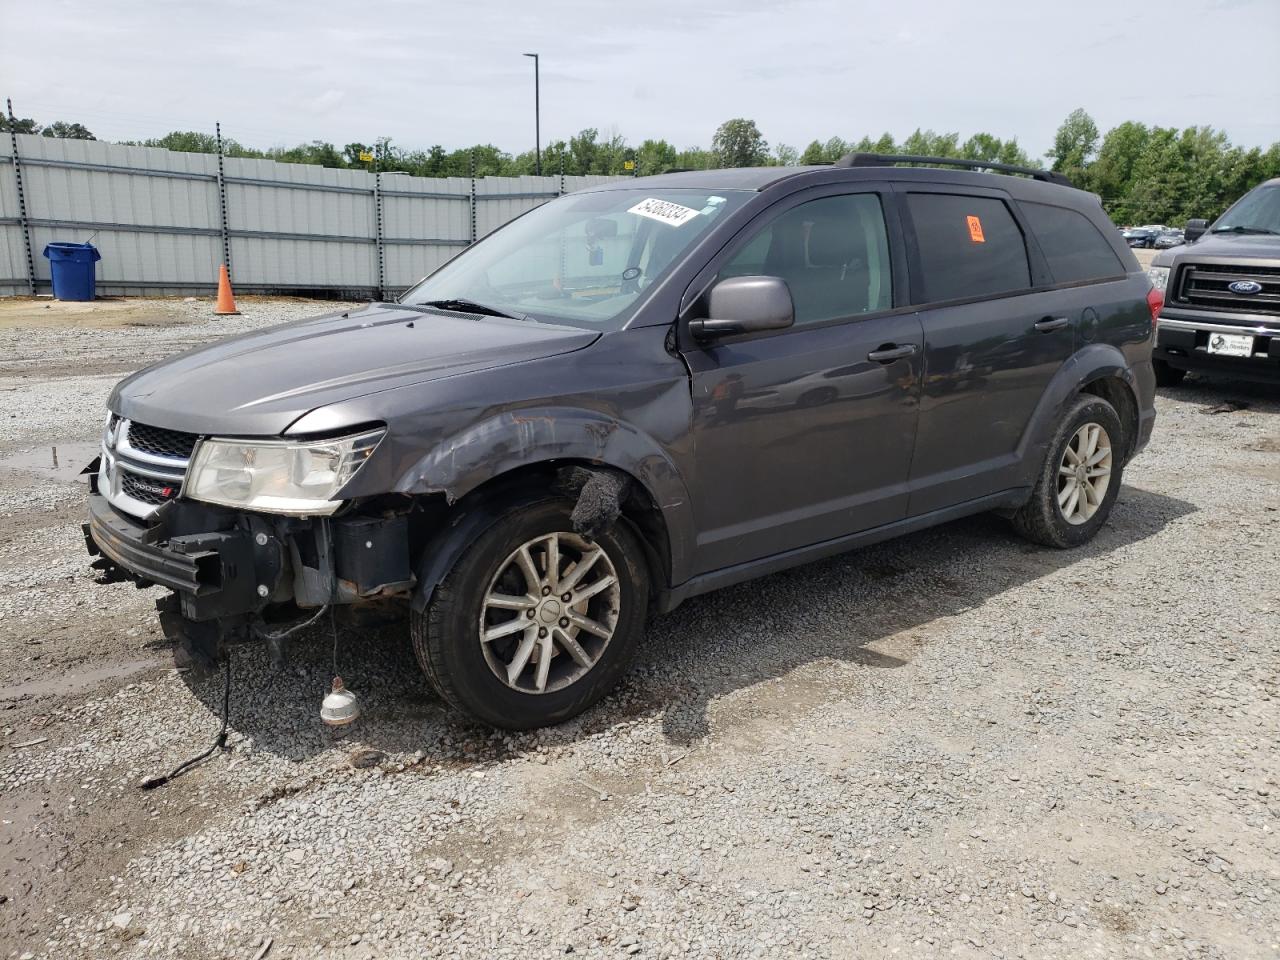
[400,187,750,330]
[1213,184,1280,234]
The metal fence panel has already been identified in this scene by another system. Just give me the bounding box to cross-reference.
[4,134,287,294]
[0,155,26,296]
[475,175,560,240]
[564,175,629,192]
[230,235,376,291]
[380,173,471,293]
[222,156,377,291]
[0,134,628,298]
[1,134,224,294]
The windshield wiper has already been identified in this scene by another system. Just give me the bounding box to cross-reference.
[414,298,529,321]
[1211,225,1280,236]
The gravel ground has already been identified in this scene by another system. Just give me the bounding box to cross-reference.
[1,296,1277,960]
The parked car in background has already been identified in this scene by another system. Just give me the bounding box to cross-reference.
[84,154,1158,729]
[1150,177,1280,386]
[1154,230,1185,249]
[1123,227,1157,248]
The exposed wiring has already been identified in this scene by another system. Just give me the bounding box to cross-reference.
[252,603,330,642]
[330,605,339,676]
[140,653,232,790]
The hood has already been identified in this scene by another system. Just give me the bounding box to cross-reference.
[1152,231,1280,267]
[110,303,599,436]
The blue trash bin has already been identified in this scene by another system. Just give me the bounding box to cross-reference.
[43,242,102,301]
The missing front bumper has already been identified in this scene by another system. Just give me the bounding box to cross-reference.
[84,494,417,622]
[84,493,282,620]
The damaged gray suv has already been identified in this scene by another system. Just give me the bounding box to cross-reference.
[85,155,1157,729]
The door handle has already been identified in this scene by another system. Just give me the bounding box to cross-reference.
[867,343,918,363]
[1034,316,1070,333]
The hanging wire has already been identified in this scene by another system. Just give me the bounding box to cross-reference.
[140,652,232,790]
[330,605,340,676]
[251,603,330,641]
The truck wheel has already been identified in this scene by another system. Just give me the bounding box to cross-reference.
[1012,395,1125,549]
[1153,359,1186,387]
[411,498,649,729]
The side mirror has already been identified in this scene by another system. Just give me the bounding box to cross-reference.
[688,276,795,342]
[1184,218,1209,242]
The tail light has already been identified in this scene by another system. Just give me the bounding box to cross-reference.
[1146,286,1163,330]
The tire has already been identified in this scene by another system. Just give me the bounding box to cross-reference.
[411,497,649,729]
[1153,358,1186,388]
[1012,394,1125,549]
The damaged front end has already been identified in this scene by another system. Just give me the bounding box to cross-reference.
[82,415,429,668]
[83,408,661,684]
[84,468,421,670]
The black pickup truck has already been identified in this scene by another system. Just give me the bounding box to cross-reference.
[1149,177,1280,385]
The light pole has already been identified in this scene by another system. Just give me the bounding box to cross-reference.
[523,52,541,176]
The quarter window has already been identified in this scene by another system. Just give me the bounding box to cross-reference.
[906,193,1030,302]
[718,194,892,326]
[1021,201,1125,284]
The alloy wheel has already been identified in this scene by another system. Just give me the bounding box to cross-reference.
[478,532,620,694]
[1057,422,1112,525]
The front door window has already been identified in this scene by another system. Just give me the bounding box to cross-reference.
[718,194,893,324]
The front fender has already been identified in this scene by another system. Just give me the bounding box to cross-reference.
[1014,344,1139,487]
[396,406,697,584]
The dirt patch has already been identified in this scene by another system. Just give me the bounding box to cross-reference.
[0,295,332,332]
[0,298,196,331]
[1246,434,1280,453]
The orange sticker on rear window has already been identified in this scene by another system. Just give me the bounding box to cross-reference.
[967,215,985,243]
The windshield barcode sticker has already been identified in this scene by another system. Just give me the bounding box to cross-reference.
[627,198,701,227]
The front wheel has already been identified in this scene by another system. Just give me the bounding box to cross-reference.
[1012,395,1125,548]
[411,498,649,729]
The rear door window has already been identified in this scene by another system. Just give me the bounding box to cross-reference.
[905,193,1030,302]
[1021,201,1125,284]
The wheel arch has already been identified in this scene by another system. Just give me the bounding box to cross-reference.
[1078,372,1140,462]
[408,457,675,616]
[1016,345,1143,486]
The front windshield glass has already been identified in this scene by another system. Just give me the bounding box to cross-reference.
[401,187,750,329]
[1213,184,1280,234]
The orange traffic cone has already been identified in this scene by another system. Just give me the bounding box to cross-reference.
[214,263,240,316]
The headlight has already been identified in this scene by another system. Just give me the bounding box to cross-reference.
[185,428,384,515]
[1147,266,1170,293]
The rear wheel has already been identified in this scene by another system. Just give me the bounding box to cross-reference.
[1012,395,1125,548]
[411,498,649,729]
[1153,358,1186,387]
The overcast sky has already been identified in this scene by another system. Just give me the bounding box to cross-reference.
[3,0,1278,159]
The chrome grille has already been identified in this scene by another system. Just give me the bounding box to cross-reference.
[100,418,197,519]
[1175,262,1280,316]
[124,421,199,460]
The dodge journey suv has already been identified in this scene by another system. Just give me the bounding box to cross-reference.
[85,155,1157,729]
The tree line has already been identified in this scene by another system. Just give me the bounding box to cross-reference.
[1046,109,1280,226]
[4,109,1278,226]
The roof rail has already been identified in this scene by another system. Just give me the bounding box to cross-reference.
[834,152,1074,188]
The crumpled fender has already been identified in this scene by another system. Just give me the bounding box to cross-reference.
[1014,343,1141,486]
[396,405,696,584]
